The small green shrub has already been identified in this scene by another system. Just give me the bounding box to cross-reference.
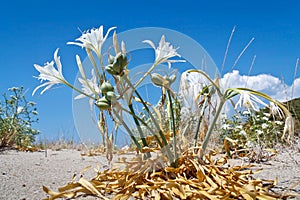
[0,86,39,148]
[220,110,284,149]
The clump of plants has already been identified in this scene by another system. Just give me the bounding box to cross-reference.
[221,108,285,146]
[33,25,296,199]
[0,86,39,149]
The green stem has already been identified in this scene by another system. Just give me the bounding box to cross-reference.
[201,98,226,158]
[112,109,142,151]
[123,76,169,146]
[167,89,178,167]
[123,75,174,165]
[128,104,151,158]
[64,80,96,100]
[119,106,163,148]
[134,63,157,89]
[194,97,208,147]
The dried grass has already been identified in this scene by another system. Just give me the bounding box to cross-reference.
[42,149,297,200]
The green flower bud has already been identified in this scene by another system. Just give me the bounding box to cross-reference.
[168,74,176,85]
[105,65,117,75]
[105,91,116,102]
[151,73,167,87]
[95,97,111,110]
[112,53,128,75]
[100,81,114,95]
[112,59,122,74]
[119,53,127,68]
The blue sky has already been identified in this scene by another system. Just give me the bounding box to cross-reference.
[1,0,300,142]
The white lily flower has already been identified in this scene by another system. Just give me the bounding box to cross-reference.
[179,71,208,111]
[67,25,116,57]
[143,35,185,68]
[33,48,66,95]
[75,69,100,100]
[269,102,284,119]
[234,91,268,111]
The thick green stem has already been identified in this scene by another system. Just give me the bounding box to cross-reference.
[123,76,174,165]
[167,90,178,167]
[119,106,163,148]
[113,109,142,151]
[201,98,226,158]
[128,104,151,158]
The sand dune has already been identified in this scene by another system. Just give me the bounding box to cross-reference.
[0,148,299,199]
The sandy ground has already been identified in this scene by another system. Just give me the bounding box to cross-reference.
[0,148,299,200]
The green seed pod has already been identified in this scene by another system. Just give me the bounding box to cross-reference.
[105,91,116,102]
[100,81,114,95]
[120,53,127,68]
[105,65,117,75]
[111,53,128,75]
[112,59,122,74]
[95,97,111,110]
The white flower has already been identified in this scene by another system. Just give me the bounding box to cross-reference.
[261,123,268,129]
[67,25,116,57]
[33,48,66,95]
[17,106,23,114]
[269,102,284,119]
[75,69,100,100]
[275,121,283,125]
[239,130,247,136]
[242,110,251,115]
[179,71,208,110]
[263,112,271,117]
[221,124,231,130]
[262,116,269,121]
[235,125,243,130]
[8,87,18,91]
[256,130,264,135]
[245,141,254,148]
[143,35,185,68]
[234,91,268,111]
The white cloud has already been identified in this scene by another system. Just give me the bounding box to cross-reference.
[220,70,300,102]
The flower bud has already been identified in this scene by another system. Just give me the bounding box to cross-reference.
[95,97,111,110]
[111,52,128,75]
[100,81,114,95]
[105,65,117,75]
[151,73,167,87]
[105,91,116,102]
[112,59,122,74]
[168,74,176,85]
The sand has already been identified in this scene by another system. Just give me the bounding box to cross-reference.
[0,148,299,200]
